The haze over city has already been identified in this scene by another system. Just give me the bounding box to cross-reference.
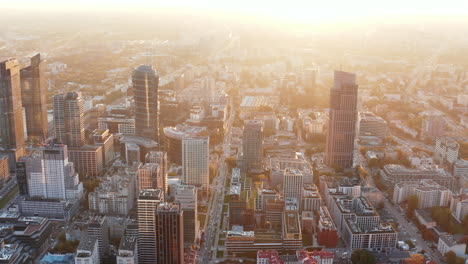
[0,1,467,264]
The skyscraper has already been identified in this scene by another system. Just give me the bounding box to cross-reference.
[27,144,80,200]
[88,215,109,264]
[325,71,358,169]
[20,53,48,140]
[155,203,184,264]
[173,184,198,246]
[182,136,209,192]
[242,120,264,171]
[132,65,159,141]
[53,92,85,147]
[145,151,168,193]
[0,58,25,164]
[137,189,164,264]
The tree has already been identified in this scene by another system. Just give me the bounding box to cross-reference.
[445,251,456,264]
[407,195,419,219]
[351,249,376,264]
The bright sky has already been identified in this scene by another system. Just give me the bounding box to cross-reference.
[6,0,468,24]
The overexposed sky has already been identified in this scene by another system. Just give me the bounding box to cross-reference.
[5,0,468,24]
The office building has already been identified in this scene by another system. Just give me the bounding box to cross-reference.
[137,189,164,264]
[242,120,264,170]
[88,215,109,264]
[92,129,115,167]
[421,115,446,140]
[317,206,338,248]
[53,92,85,147]
[27,144,82,200]
[283,169,303,210]
[302,184,321,212]
[0,155,9,187]
[98,116,135,135]
[133,65,159,141]
[19,197,79,221]
[325,71,358,169]
[450,194,468,223]
[68,145,103,177]
[358,112,387,139]
[174,184,198,246]
[20,53,48,140]
[155,203,184,264]
[342,219,397,251]
[88,104,106,130]
[380,164,454,188]
[269,153,314,185]
[393,180,451,208]
[434,137,459,166]
[0,58,25,165]
[117,235,138,264]
[182,136,209,191]
[145,151,167,192]
[163,125,206,165]
[75,237,100,264]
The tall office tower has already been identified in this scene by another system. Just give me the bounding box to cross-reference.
[137,163,161,191]
[0,155,8,187]
[20,53,48,140]
[132,65,159,141]
[173,184,198,246]
[137,189,164,264]
[0,58,25,165]
[182,136,209,191]
[303,69,317,94]
[155,203,184,264]
[283,169,304,210]
[88,215,110,264]
[325,71,358,169]
[28,144,79,200]
[16,154,42,196]
[145,151,168,192]
[242,120,264,171]
[53,92,85,147]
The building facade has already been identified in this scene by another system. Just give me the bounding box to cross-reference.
[182,136,209,191]
[155,203,184,264]
[53,92,85,147]
[242,120,264,171]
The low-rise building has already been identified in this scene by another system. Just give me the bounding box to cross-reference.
[434,137,459,167]
[380,164,453,189]
[450,194,468,223]
[437,235,467,258]
[393,179,451,208]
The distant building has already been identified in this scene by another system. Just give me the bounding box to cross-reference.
[132,65,159,141]
[269,153,313,185]
[98,116,135,135]
[242,120,264,171]
[434,137,459,167]
[75,237,100,264]
[303,69,317,94]
[53,92,85,147]
[325,71,358,169]
[450,194,468,223]
[0,58,26,165]
[182,136,209,191]
[20,53,48,140]
[421,115,445,140]
[358,112,387,139]
[393,180,451,208]
[155,203,184,264]
[380,164,454,189]
[0,155,9,188]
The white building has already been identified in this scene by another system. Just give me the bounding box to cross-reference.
[434,137,459,166]
[174,184,198,245]
[75,237,100,264]
[116,235,138,264]
[182,136,209,192]
[437,235,467,258]
[450,194,468,223]
[393,179,451,209]
[283,169,303,210]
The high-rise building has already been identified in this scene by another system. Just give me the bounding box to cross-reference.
[283,169,303,210]
[92,129,115,167]
[0,58,25,165]
[53,92,85,147]
[155,203,184,264]
[88,215,109,264]
[137,163,162,191]
[182,136,209,191]
[68,145,103,177]
[173,184,198,246]
[145,151,168,192]
[0,155,9,187]
[325,71,358,169]
[242,120,264,171]
[137,189,164,264]
[163,125,206,165]
[132,65,159,141]
[27,144,82,200]
[20,53,48,140]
